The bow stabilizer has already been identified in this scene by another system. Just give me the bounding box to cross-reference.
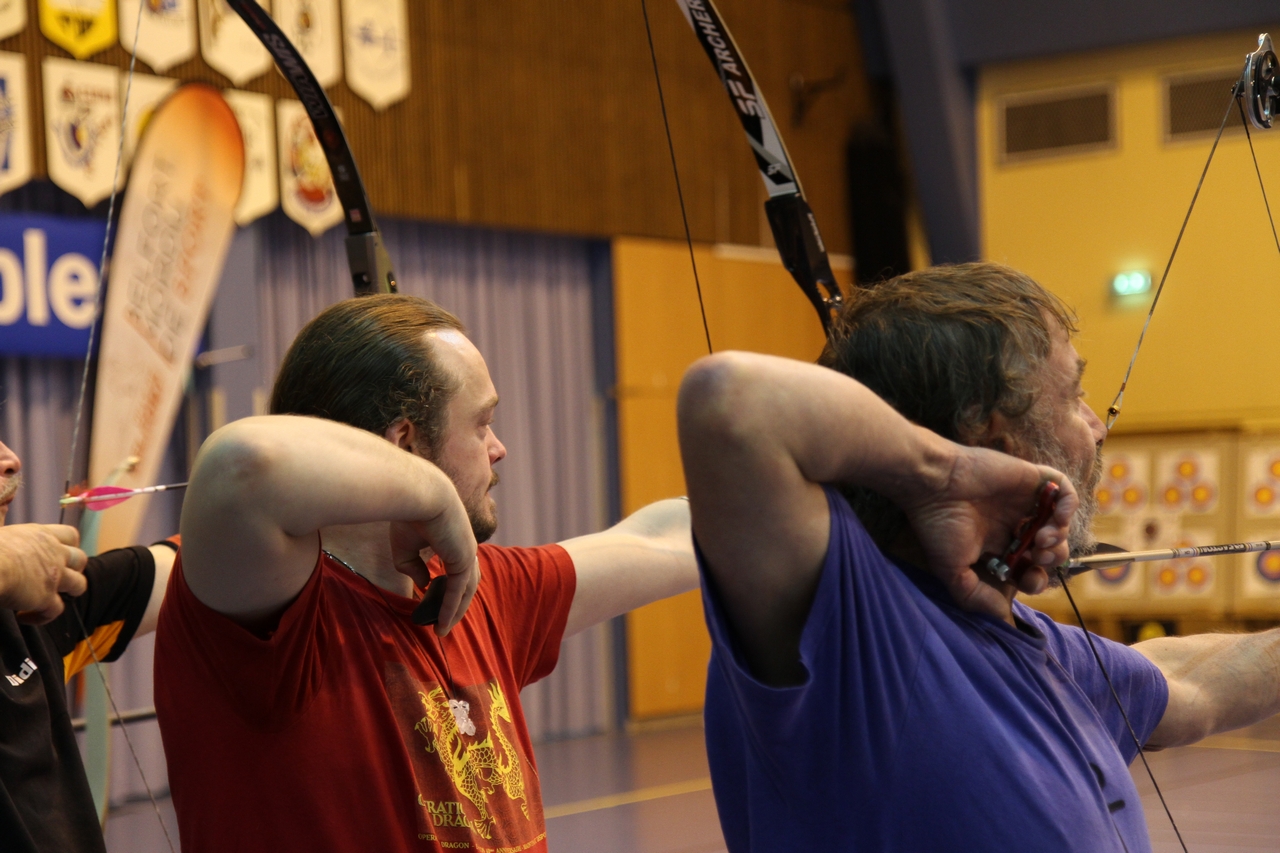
[672,0,842,334]
[225,0,398,295]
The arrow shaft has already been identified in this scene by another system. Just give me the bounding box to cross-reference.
[1068,539,1280,568]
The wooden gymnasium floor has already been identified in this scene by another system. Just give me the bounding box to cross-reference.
[104,715,1280,852]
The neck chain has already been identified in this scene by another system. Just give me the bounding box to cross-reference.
[322,548,457,699]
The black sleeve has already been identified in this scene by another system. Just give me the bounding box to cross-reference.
[44,546,156,662]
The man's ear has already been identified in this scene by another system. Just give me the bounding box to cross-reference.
[383,418,420,452]
[977,410,1018,455]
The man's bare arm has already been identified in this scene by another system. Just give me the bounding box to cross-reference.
[1137,630,1280,748]
[677,352,1074,686]
[180,415,477,629]
[559,498,695,637]
[136,543,175,636]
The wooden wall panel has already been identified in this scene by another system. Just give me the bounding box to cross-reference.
[2,0,868,248]
[614,236,844,718]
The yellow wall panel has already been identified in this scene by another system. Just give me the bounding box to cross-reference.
[614,236,838,719]
[979,29,1280,433]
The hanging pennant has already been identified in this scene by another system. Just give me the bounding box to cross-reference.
[276,97,340,235]
[39,0,118,60]
[118,0,196,73]
[223,89,276,224]
[42,58,119,207]
[273,0,339,88]
[199,0,271,86]
[119,72,177,175]
[0,0,27,40]
[90,84,244,552]
[0,52,32,197]
[342,0,409,111]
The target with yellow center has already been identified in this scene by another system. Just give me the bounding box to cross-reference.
[1121,486,1144,508]
[1175,459,1198,480]
[1185,564,1209,588]
[1157,566,1179,588]
[1257,550,1280,582]
[1109,462,1128,480]
[1269,458,1280,479]
[1189,483,1215,510]
[1162,486,1184,507]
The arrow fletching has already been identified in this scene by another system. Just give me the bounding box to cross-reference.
[59,482,188,510]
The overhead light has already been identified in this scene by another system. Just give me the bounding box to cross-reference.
[1111,270,1152,297]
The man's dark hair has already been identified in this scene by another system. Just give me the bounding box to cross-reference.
[820,261,1077,543]
[270,295,466,455]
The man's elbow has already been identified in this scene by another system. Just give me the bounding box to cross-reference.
[677,352,761,447]
[189,418,285,505]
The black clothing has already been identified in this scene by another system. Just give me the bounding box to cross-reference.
[0,546,156,853]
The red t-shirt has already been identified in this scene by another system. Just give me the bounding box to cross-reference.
[154,544,576,853]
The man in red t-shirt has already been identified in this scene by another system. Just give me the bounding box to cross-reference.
[155,295,696,853]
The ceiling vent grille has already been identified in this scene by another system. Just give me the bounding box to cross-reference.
[1000,87,1113,162]
[1166,73,1243,140]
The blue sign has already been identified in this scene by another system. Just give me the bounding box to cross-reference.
[0,213,107,357]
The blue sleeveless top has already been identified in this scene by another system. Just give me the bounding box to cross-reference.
[698,487,1168,852]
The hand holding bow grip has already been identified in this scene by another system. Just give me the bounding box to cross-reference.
[975,481,1062,583]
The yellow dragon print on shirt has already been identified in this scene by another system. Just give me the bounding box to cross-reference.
[413,681,529,840]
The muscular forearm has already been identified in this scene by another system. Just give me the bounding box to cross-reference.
[189,416,460,535]
[679,352,956,507]
[1138,629,1280,747]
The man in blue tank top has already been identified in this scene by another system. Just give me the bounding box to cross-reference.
[677,263,1280,852]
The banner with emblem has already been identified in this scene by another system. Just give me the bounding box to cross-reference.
[39,0,118,60]
[0,52,32,197]
[120,72,177,174]
[342,0,409,110]
[119,0,196,73]
[199,0,271,86]
[42,58,119,207]
[274,0,339,88]
[90,84,244,552]
[276,97,340,235]
[223,89,276,224]
[0,0,26,40]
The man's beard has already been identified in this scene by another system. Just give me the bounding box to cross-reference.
[1020,421,1103,576]
[0,472,20,522]
[462,470,500,543]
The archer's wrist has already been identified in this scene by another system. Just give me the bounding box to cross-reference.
[883,426,960,511]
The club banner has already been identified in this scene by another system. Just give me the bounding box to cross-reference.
[223,89,277,225]
[199,0,271,86]
[89,84,243,552]
[39,0,117,60]
[119,0,196,73]
[120,72,177,171]
[274,0,339,88]
[277,97,340,235]
[342,0,409,110]
[0,0,26,41]
[0,213,106,356]
[0,51,33,197]
[43,58,120,207]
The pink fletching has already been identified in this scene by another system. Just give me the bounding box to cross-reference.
[79,486,135,510]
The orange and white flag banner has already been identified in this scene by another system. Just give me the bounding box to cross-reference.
[0,0,26,41]
[0,52,33,197]
[90,84,244,552]
[274,0,339,89]
[118,0,196,74]
[119,72,177,175]
[276,97,340,236]
[224,89,277,225]
[39,0,117,60]
[199,0,271,86]
[342,0,409,111]
[42,58,120,207]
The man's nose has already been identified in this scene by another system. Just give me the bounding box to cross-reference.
[490,434,507,465]
[0,441,20,477]
[1086,403,1108,444]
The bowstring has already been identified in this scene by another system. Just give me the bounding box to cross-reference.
[59,4,178,851]
[639,0,714,355]
[1105,83,1240,430]
[1056,568,1189,853]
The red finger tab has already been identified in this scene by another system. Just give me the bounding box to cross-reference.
[973,481,1062,583]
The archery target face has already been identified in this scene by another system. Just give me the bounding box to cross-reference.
[1155,449,1219,514]
[1095,450,1149,517]
[1244,447,1280,517]
[1148,528,1217,598]
[1238,533,1280,599]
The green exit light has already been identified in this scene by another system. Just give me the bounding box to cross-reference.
[1112,270,1152,297]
